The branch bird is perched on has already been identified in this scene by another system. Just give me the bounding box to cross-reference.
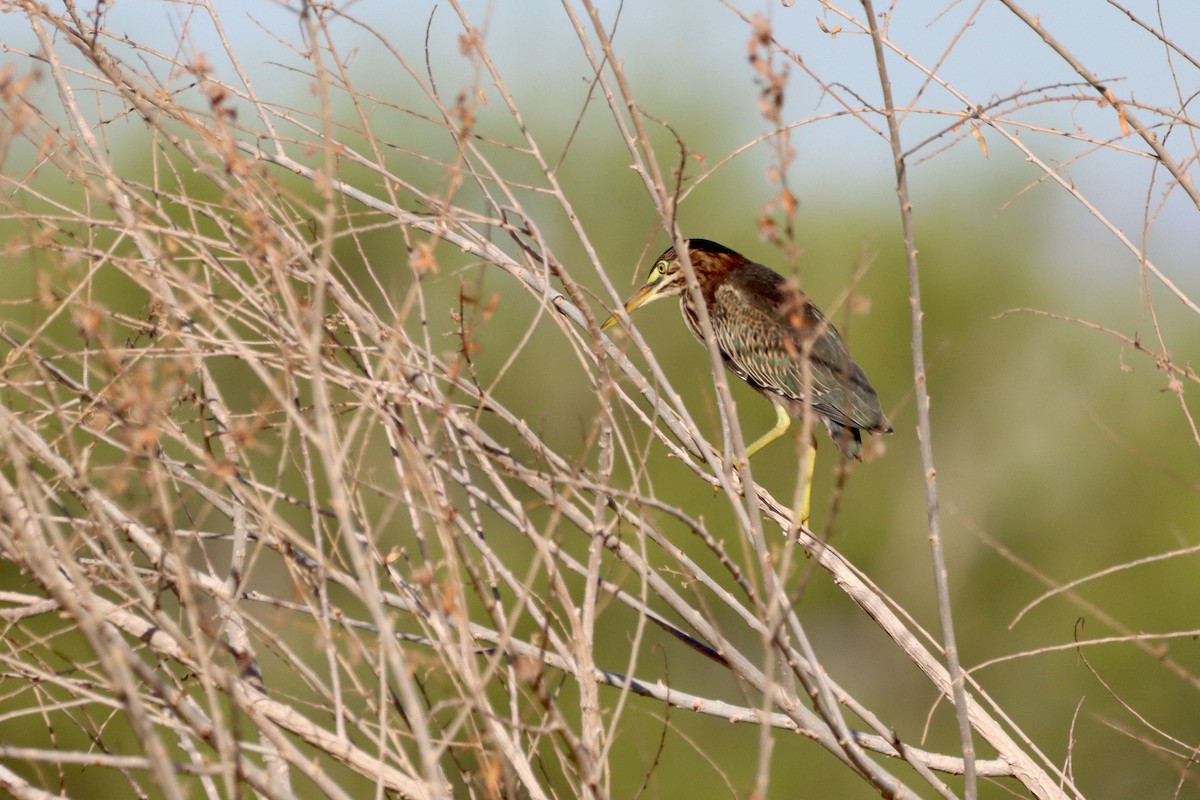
[602,239,891,522]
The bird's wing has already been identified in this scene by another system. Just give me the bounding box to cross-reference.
[712,266,886,431]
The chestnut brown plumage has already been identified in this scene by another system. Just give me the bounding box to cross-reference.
[602,239,891,521]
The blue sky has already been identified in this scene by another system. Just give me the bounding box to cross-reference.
[7,1,1198,294]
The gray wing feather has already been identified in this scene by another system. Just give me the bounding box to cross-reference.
[711,279,886,432]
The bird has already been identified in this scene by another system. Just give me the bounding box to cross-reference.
[601,238,891,523]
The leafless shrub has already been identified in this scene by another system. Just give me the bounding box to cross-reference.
[0,2,1196,798]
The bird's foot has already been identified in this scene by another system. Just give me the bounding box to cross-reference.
[713,458,747,495]
[730,458,748,495]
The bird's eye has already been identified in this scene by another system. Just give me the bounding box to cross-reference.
[653,260,668,277]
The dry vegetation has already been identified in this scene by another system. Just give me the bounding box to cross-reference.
[0,2,1197,798]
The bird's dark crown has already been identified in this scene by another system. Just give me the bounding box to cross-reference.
[681,239,740,257]
[653,239,749,279]
[654,239,741,264]
[638,239,754,303]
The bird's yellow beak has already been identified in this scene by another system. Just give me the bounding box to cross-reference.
[601,282,661,331]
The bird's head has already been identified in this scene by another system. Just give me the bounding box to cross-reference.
[602,239,743,331]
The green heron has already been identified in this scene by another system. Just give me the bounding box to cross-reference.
[602,239,891,522]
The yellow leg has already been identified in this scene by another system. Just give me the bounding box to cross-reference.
[745,403,792,460]
[799,436,816,527]
[723,405,792,495]
[726,407,815,526]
